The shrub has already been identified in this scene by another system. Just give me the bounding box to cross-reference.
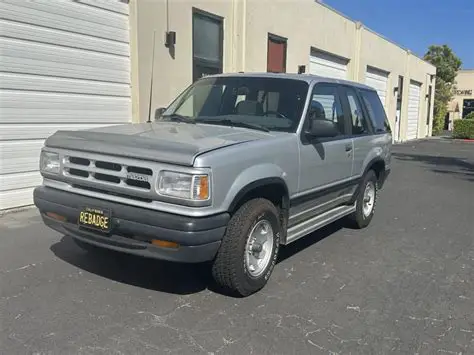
[453,119,474,139]
[432,105,447,135]
[464,112,474,120]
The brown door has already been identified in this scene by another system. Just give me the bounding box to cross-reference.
[267,34,287,73]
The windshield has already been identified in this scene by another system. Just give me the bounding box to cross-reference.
[162,76,309,132]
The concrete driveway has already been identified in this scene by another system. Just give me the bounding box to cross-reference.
[1,139,473,355]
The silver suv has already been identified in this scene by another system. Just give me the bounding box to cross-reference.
[34,73,392,296]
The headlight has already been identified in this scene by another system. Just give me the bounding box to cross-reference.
[157,171,210,201]
[40,151,60,174]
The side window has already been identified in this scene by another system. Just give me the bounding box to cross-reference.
[308,85,346,135]
[345,88,369,135]
[360,89,392,133]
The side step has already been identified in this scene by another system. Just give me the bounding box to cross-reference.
[284,204,356,245]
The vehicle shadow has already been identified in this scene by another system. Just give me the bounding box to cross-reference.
[392,152,474,181]
[50,221,343,297]
[278,221,344,263]
[50,235,211,295]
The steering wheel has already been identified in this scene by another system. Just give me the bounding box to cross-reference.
[263,110,288,119]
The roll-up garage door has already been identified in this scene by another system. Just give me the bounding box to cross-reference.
[365,67,389,110]
[0,0,132,210]
[406,81,422,141]
[309,49,349,80]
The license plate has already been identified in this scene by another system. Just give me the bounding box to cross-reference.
[78,207,111,232]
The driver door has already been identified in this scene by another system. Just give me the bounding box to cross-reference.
[293,83,354,218]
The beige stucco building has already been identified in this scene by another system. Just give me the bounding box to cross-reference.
[0,0,436,210]
[130,0,436,143]
[447,70,474,128]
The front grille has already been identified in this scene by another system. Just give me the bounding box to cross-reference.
[94,172,121,184]
[72,184,153,203]
[96,161,121,171]
[64,155,153,191]
[69,168,89,178]
[69,157,89,166]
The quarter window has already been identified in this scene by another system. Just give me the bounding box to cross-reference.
[360,89,391,133]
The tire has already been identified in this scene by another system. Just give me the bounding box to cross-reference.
[212,198,281,297]
[348,170,378,229]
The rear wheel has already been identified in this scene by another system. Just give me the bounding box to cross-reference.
[212,198,281,297]
[348,170,378,229]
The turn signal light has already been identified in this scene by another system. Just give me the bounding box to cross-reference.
[45,212,67,222]
[197,175,209,200]
[151,239,179,249]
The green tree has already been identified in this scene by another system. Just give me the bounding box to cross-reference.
[424,45,462,134]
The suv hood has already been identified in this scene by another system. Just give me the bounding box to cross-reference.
[45,121,275,166]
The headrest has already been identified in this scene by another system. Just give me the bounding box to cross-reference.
[235,100,264,115]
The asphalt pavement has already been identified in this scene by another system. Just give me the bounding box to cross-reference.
[1,139,473,355]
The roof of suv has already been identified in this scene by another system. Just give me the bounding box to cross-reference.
[206,72,375,91]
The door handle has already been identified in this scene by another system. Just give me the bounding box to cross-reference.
[345,144,352,152]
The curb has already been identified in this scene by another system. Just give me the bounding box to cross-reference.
[454,139,474,143]
[0,205,35,218]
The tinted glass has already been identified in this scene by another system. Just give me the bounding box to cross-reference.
[309,85,345,135]
[360,89,391,133]
[193,14,221,62]
[164,77,309,132]
[346,88,369,135]
[463,99,474,118]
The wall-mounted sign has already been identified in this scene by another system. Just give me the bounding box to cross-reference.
[454,89,473,96]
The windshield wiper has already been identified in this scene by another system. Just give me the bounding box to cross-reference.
[162,113,196,124]
[196,118,270,132]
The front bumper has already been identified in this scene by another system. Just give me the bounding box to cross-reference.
[34,186,229,263]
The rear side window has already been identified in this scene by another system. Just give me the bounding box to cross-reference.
[360,89,391,133]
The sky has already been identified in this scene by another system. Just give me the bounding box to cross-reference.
[324,0,474,69]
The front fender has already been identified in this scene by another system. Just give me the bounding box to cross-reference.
[222,164,289,211]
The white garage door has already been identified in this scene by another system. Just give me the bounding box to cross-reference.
[406,81,422,141]
[0,0,132,210]
[365,67,389,109]
[309,50,348,80]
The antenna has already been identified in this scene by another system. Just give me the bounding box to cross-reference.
[147,30,157,123]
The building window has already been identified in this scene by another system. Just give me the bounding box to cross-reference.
[192,9,223,82]
[267,33,287,73]
[463,99,474,118]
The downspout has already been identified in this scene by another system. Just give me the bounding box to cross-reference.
[241,0,247,71]
[400,50,411,142]
[129,0,141,123]
[230,0,236,71]
[353,21,363,82]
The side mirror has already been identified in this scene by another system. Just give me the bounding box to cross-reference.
[154,107,167,120]
[306,118,339,138]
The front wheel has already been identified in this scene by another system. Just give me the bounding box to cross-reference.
[212,198,281,297]
[348,170,378,229]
